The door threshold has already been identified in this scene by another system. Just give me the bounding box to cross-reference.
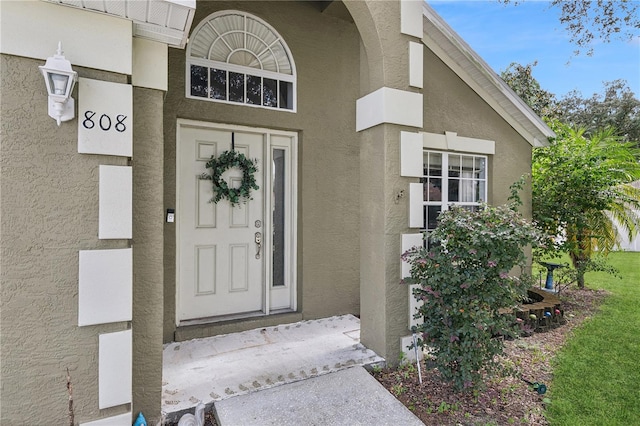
[179,309,296,327]
[179,310,268,328]
[174,310,301,342]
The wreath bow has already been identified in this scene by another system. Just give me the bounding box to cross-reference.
[200,150,259,207]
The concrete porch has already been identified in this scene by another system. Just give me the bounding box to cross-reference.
[161,314,385,420]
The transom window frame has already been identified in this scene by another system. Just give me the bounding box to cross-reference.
[186,10,297,112]
[421,150,488,233]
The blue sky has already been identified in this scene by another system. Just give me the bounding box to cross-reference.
[428,0,640,99]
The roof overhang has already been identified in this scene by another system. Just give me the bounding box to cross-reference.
[422,2,554,147]
[44,0,195,48]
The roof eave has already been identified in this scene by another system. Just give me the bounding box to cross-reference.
[44,0,196,48]
[422,2,554,147]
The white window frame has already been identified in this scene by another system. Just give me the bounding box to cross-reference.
[421,150,488,233]
[185,10,297,112]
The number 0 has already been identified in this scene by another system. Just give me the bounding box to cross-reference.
[99,114,111,131]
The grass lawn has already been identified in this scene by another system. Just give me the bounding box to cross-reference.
[547,251,640,425]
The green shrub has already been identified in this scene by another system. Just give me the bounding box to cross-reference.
[403,203,541,391]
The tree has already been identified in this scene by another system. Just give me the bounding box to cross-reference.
[532,121,640,287]
[500,62,560,119]
[501,61,640,147]
[500,0,640,55]
[501,63,640,287]
[558,80,640,147]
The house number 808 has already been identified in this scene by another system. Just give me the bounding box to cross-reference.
[82,111,127,133]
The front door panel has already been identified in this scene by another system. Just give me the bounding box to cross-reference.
[178,125,264,321]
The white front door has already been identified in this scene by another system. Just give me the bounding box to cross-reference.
[177,121,297,323]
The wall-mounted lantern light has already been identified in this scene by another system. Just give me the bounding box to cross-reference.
[39,42,77,126]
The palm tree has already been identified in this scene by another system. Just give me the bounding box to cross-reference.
[532,121,640,287]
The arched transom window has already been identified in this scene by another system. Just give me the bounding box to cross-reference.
[186,11,296,111]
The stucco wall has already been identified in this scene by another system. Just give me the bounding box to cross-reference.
[0,55,127,423]
[163,1,362,341]
[359,123,413,364]
[346,0,427,363]
[360,42,536,362]
[0,55,165,423]
[422,47,534,216]
[132,87,165,422]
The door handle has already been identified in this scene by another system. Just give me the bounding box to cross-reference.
[255,232,262,259]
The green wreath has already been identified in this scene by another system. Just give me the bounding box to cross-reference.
[200,150,259,207]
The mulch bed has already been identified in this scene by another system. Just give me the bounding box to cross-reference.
[166,287,606,426]
[371,287,609,425]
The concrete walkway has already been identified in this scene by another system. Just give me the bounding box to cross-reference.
[162,314,423,425]
[215,366,424,426]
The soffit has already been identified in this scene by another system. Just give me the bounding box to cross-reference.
[315,1,354,23]
[422,2,554,147]
[44,0,195,48]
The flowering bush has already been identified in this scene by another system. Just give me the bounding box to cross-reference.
[403,202,542,391]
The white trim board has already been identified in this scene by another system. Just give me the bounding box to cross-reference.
[99,165,132,240]
[80,412,132,426]
[402,130,495,176]
[356,87,423,132]
[400,131,423,177]
[99,330,132,409]
[401,0,424,38]
[409,42,424,89]
[0,1,132,74]
[78,248,132,326]
[423,131,495,155]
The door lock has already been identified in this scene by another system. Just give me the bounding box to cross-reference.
[255,232,262,259]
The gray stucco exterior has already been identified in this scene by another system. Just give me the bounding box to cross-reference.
[163,0,363,343]
[423,46,534,210]
[0,1,551,424]
[0,56,164,422]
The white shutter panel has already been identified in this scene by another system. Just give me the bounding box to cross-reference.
[99,330,132,409]
[401,233,423,278]
[400,131,423,177]
[409,182,424,228]
[99,165,132,239]
[78,248,132,326]
[402,233,425,329]
[409,42,424,88]
[401,0,424,38]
